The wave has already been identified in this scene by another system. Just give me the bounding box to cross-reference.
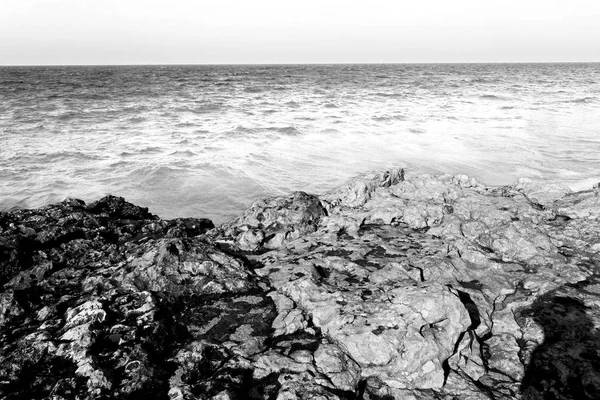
[140,146,163,154]
[173,104,222,114]
[373,92,402,98]
[564,97,595,103]
[30,151,101,163]
[223,125,258,138]
[169,150,197,157]
[244,86,264,93]
[479,94,506,100]
[0,80,25,85]
[109,160,134,168]
[125,165,183,186]
[202,146,223,152]
[265,126,302,136]
[118,147,163,157]
[122,104,150,113]
[73,93,111,101]
[57,112,83,121]
[372,114,406,122]
[125,116,146,123]
[175,122,196,128]
[37,104,59,112]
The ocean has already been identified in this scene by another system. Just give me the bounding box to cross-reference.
[1,63,599,224]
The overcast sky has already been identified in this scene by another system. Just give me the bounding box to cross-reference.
[1,0,599,65]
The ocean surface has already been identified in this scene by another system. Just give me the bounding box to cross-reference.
[1,63,599,224]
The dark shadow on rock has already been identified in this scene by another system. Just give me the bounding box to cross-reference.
[520,294,600,399]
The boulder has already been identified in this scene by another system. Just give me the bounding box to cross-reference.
[215,191,327,251]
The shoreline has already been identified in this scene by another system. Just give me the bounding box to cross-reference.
[3,170,597,227]
[1,168,599,399]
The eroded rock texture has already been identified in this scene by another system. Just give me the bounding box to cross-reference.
[1,169,599,399]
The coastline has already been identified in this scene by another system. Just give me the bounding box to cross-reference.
[1,168,599,399]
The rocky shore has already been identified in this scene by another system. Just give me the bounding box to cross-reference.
[1,168,599,399]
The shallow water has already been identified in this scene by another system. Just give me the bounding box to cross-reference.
[1,63,599,223]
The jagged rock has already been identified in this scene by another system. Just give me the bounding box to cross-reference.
[515,178,572,207]
[215,191,327,252]
[257,257,470,389]
[0,196,273,399]
[553,188,600,220]
[321,168,404,208]
[86,195,156,220]
[244,170,600,398]
[122,238,255,295]
[1,170,599,399]
[314,342,361,391]
[269,292,307,336]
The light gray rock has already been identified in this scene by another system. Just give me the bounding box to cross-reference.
[269,292,307,336]
[516,177,572,207]
[215,191,327,251]
[314,343,361,391]
[322,168,404,208]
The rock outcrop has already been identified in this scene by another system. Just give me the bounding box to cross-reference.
[1,169,599,399]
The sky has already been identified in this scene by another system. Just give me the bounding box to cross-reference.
[1,0,599,65]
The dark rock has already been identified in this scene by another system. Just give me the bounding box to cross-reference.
[86,195,156,220]
[519,292,600,400]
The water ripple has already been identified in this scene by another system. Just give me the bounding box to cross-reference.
[0,63,599,223]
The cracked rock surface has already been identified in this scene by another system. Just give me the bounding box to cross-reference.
[1,169,599,399]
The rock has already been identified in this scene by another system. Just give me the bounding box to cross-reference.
[1,170,599,399]
[321,168,404,208]
[165,217,215,237]
[313,342,361,391]
[515,177,572,207]
[214,191,327,252]
[518,289,600,400]
[275,276,470,389]
[123,238,255,295]
[86,195,155,220]
[554,188,600,220]
[0,197,277,399]
[269,292,307,336]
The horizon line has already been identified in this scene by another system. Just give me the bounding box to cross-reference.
[1,60,599,67]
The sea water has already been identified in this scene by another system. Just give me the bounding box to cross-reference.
[1,63,599,223]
